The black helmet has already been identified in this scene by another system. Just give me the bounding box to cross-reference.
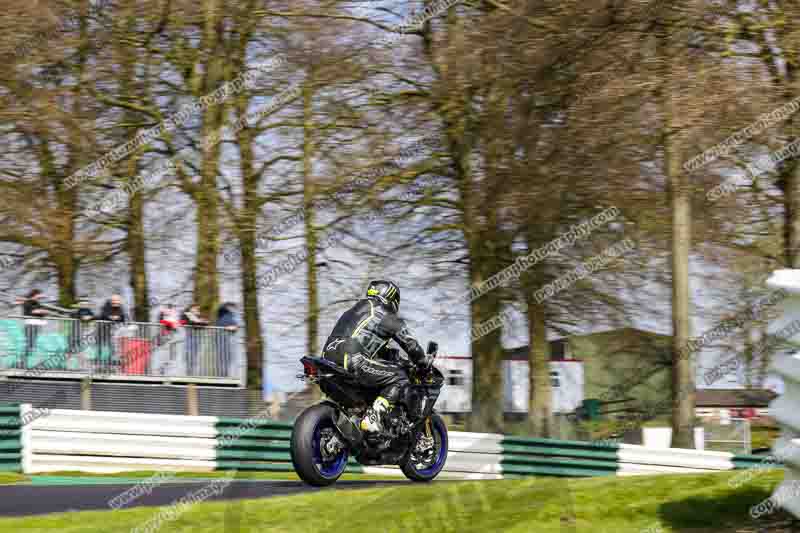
[366,280,400,312]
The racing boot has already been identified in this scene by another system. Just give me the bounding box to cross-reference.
[360,396,391,433]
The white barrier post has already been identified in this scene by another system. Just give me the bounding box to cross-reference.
[20,403,32,474]
[765,269,800,519]
[694,427,704,451]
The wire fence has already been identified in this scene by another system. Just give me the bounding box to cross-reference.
[702,417,752,454]
[0,316,244,384]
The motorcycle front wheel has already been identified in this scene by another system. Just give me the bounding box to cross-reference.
[400,412,448,482]
[291,403,350,486]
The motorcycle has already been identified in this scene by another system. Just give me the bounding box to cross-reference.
[290,341,448,486]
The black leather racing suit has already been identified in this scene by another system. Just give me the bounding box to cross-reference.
[322,297,426,405]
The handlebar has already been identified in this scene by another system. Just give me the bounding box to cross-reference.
[380,341,438,370]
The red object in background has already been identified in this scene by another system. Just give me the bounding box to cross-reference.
[742,407,757,419]
[160,319,180,332]
[118,338,151,374]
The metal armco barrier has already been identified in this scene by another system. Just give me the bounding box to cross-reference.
[765,269,800,519]
[17,406,773,479]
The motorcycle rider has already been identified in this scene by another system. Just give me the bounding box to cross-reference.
[322,280,432,434]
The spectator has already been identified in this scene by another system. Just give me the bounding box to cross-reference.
[182,304,208,376]
[159,304,180,328]
[72,297,95,322]
[97,294,127,362]
[215,303,239,378]
[69,296,95,357]
[21,289,48,318]
[158,304,181,333]
[20,289,48,369]
[99,295,127,323]
[152,304,181,371]
[182,304,209,327]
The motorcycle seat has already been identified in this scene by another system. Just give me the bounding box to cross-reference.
[304,356,353,378]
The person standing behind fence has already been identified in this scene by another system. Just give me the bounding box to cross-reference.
[158,304,181,333]
[98,295,127,363]
[20,289,49,369]
[69,297,95,358]
[215,303,239,378]
[181,304,208,376]
[99,295,127,323]
[156,303,181,357]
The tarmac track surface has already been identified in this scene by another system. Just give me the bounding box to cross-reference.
[0,479,401,517]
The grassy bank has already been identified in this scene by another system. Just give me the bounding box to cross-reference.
[0,470,792,532]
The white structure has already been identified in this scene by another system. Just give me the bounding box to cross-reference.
[642,427,705,450]
[765,269,800,518]
[435,356,584,414]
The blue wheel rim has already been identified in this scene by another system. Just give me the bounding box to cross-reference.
[415,420,447,476]
[311,418,348,478]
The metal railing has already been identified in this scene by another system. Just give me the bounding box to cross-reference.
[703,417,752,454]
[0,316,244,385]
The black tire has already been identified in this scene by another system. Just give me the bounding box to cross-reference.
[291,403,350,487]
[400,413,448,482]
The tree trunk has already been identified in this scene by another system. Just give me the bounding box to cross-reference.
[660,3,694,449]
[128,181,150,322]
[526,296,552,437]
[117,4,150,324]
[742,323,754,388]
[55,255,77,308]
[466,234,505,433]
[786,166,800,268]
[239,135,264,391]
[54,183,78,308]
[670,165,694,448]
[303,82,322,400]
[194,183,220,318]
[670,177,694,448]
[240,228,264,390]
[469,297,505,433]
[194,0,223,318]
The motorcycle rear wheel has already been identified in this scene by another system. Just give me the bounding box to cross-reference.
[291,403,350,486]
[400,413,448,482]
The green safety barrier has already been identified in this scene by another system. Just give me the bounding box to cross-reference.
[214,417,364,473]
[501,435,621,477]
[732,453,775,470]
[0,404,23,472]
[210,419,767,478]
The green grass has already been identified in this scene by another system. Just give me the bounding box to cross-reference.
[751,426,781,450]
[0,472,27,485]
[0,470,790,532]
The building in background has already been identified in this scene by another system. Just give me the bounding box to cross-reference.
[694,388,776,421]
[566,328,672,407]
[436,328,673,416]
[436,353,585,415]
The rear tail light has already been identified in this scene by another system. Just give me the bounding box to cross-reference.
[302,360,318,377]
